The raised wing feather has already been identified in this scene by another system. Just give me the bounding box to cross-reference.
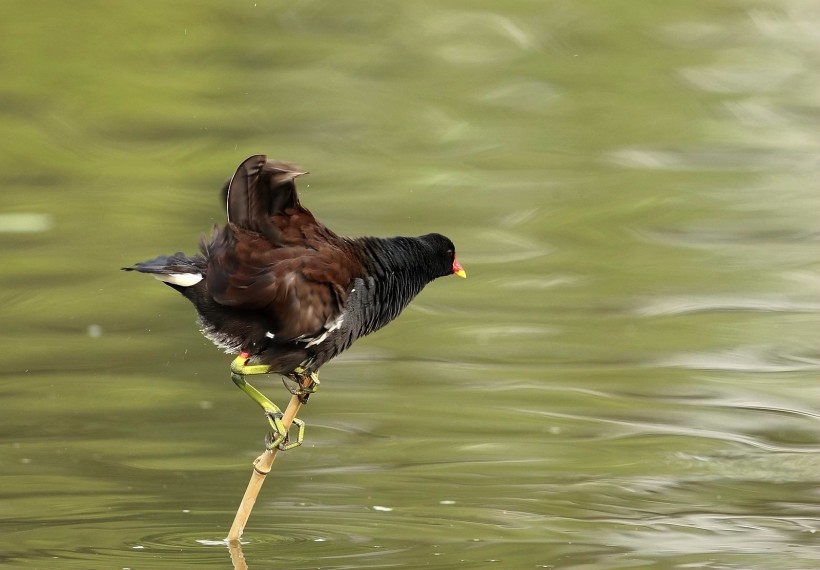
[204,155,359,341]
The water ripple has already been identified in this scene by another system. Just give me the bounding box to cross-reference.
[635,227,820,247]
[600,514,820,558]
[657,347,820,373]
[633,294,820,316]
[464,229,552,264]
[606,146,816,171]
[515,408,820,454]
[425,11,538,66]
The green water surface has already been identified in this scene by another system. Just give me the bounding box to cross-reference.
[2,1,819,568]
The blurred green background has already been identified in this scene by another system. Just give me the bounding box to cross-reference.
[2,1,819,568]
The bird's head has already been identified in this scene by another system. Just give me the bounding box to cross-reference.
[421,233,467,279]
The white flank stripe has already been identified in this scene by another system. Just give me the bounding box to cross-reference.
[303,314,345,348]
[304,331,328,348]
[153,273,203,287]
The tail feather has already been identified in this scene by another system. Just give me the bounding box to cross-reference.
[226,155,307,244]
[122,253,205,289]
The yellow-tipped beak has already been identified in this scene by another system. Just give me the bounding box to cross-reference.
[452,259,467,278]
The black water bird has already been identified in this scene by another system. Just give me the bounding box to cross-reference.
[124,155,465,448]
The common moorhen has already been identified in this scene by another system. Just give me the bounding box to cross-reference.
[125,155,465,449]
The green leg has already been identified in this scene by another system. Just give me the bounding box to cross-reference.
[230,353,308,451]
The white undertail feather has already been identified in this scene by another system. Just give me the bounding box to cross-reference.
[153,273,204,287]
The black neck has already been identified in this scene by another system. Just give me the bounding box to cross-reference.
[348,236,442,332]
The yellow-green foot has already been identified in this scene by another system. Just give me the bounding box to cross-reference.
[230,353,312,450]
[265,415,306,451]
[283,368,320,404]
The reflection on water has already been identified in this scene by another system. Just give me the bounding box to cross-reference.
[2,0,820,568]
